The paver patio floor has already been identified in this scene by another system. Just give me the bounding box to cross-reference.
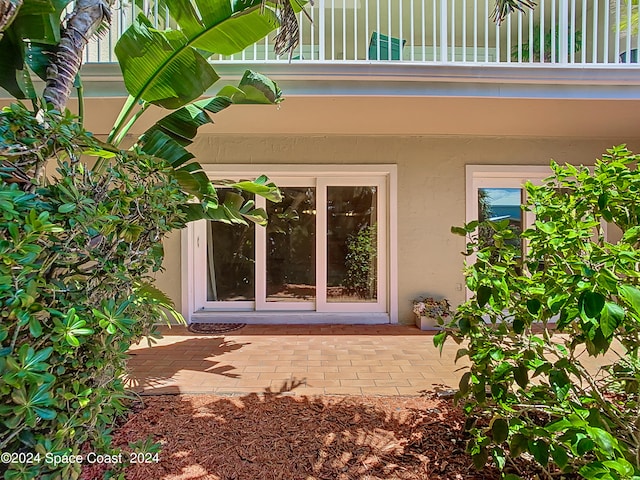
[126,324,464,396]
[126,324,621,396]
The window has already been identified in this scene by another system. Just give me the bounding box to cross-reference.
[467,166,549,249]
[182,166,397,323]
[466,165,606,294]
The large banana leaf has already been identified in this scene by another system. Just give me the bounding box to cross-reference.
[137,70,282,224]
[115,0,282,110]
[0,0,72,99]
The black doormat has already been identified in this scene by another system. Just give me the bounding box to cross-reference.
[188,323,246,334]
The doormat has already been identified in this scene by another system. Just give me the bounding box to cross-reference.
[188,323,246,334]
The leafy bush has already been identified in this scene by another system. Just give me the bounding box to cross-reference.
[344,225,377,298]
[0,103,190,479]
[437,145,640,479]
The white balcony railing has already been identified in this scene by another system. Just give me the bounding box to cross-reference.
[87,0,640,66]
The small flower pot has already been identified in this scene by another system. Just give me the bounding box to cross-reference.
[415,314,443,331]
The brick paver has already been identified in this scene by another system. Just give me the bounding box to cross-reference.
[126,324,621,396]
[126,325,458,395]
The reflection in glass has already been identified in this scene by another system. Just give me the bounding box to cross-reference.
[207,190,255,301]
[478,187,523,255]
[266,187,316,302]
[327,186,377,303]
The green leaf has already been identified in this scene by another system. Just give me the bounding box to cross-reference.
[152,103,214,143]
[25,346,52,366]
[33,407,56,420]
[535,220,556,234]
[172,167,212,200]
[433,330,446,349]
[603,458,634,477]
[509,434,528,457]
[477,285,492,307]
[57,203,76,213]
[546,418,573,432]
[82,148,117,159]
[550,444,569,469]
[0,31,34,98]
[512,318,525,334]
[458,371,471,395]
[514,363,528,388]
[586,426,617,456]
[234,70,282,104]
[491,418,509,444]
[549,368,571,401]
[115,1,282,109]
[28,317,42,338]
[579,291,605,319]
[458,317,471,334]
[528,439,549,465]
[139,129,194,167]
[526,298,541,315]
[64,333,80,347]
[600,302,624,337]
[547,293,568,314]
[597,192,608,210]
[491,447,506,471]
[471,446,489,470]
[579,462,609,479]
[619,285,640,315]
[115,15,220,109]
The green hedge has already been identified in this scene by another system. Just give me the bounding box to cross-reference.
[0,104,186,480]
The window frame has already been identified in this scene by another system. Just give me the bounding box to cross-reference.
[465,164,606,300]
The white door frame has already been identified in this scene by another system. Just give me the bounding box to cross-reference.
[181,165,398,324]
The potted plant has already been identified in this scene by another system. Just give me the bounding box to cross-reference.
[412,296,452,330]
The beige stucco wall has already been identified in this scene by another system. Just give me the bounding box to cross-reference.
[5,94,639,324]
[153,134,640,325]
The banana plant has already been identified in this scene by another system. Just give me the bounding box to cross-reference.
[109,0,306,141]
[1,0,310,223]
[130,69,285,225]
[103,0,310,224]
[0,0,73,100]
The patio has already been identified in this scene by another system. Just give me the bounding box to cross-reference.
[126,324,620,396]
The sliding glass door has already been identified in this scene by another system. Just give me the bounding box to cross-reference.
[202,175,387,314]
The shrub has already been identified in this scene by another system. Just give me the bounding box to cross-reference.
[0,104,188,480]
[344,225,377,298]
[438,145,640,479]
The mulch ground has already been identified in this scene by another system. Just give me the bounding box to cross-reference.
[82,390,503,480]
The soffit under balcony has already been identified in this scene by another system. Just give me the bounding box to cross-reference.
[80,62,640,100]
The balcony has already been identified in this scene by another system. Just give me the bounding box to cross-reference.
[88,0,639,65]
[81,0,640,99]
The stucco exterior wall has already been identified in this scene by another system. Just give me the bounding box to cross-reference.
[155,134,640,325]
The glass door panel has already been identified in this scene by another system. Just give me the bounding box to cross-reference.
[207,189,255,302]
[326,186,378,303]
[478,187,524,258]
[265,187,316,303]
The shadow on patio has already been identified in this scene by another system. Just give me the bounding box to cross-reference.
[124,325,466,395]
[125,336,249,394]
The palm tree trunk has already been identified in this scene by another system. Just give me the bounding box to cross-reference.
[0,0,22,35]
[43,0,112,111]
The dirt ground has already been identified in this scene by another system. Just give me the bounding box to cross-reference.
[81,390,502,480]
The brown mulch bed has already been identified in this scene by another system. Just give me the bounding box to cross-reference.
[81,391,502,480]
